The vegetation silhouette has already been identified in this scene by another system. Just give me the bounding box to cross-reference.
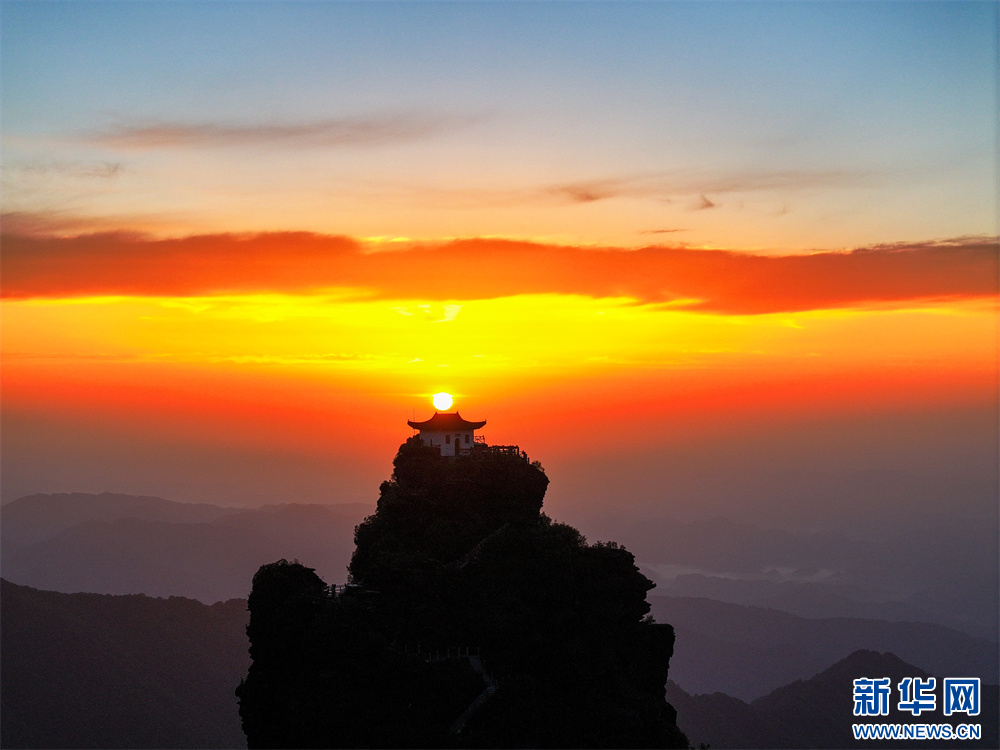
[237,438,689,747]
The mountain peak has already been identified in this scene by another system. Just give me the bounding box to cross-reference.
[236,440,689,748]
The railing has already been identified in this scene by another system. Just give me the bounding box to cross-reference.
[424,646,481,663]
[488,445,520,455]
[438,439,533,465]
[487,445,529,462]
[451,443,532,463]
[326,583,379,597]
[391,643,480,661]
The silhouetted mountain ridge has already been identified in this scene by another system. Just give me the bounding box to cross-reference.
[586,512,998,638]
[237,438,689,748]
[653,595,997,701]
[1,493,371,602]
[1,491,236,551]
[0,578,249,749]
[4,578,994,749]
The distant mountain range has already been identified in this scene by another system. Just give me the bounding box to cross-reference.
[3,493,996,701]
[1,492,372,603]
[4,580,996,749]
[651,595,998,701]
[586,513,1000,640]
[7,492,997,643]
[1,579,249,749]
[667,649,999,749]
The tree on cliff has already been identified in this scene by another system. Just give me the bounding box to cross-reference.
[237,437,689,748]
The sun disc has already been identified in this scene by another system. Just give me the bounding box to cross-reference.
[432,392,453,411]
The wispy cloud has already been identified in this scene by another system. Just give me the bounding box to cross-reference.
[86,112,484,150]
[2,230,995,315]
[375,167,875,214]
[544,178,639,204]
[0,210,200,238]
[5,160,124,179]
[693,194,717,211]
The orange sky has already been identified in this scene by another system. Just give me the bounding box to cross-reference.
[2,230,996,522]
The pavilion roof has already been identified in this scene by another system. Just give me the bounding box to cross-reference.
[407,412,486,431]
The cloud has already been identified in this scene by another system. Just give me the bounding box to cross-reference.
[0,210,200,238]
[508,167,876,209]
[2,229,995,315]
[640,228,687,235]
[86,113,483,150]
[545,178,635,204]
[6,160,123,179]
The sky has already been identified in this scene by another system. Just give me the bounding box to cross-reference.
[1,1,997,533]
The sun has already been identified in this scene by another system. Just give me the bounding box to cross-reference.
[432,392,454,411]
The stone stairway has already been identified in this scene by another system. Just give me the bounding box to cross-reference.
[450,654,499,735]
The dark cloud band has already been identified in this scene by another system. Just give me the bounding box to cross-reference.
[1,229,995,315]
[86,113,484,150]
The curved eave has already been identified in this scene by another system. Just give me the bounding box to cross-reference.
[408,411,487,431]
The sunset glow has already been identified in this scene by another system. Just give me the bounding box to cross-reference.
[1,1,996,527]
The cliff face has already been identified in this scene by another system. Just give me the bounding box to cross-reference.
[238,438,688,748]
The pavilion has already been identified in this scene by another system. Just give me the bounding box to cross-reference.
[408,412,486,457]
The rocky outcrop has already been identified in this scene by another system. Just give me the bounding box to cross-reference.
[237,438,688,748]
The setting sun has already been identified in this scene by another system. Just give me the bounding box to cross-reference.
[432,392,454,411]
